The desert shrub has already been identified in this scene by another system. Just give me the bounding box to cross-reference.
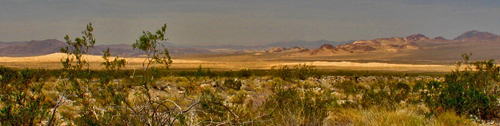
[361,81,411,110]
[197,90,239,124]
[50,23,132,125]
[122,24,202,126]
[229,91,247,104]
[54,22,99,125]
[263,84,333,125]
[81,46,130,125]
[294,63,319,80]
[224,78,242,90]
[0,66,17,83]
[178,70,188,76]
[197,89,273,125]
[237,69,253,78]
[270,65,293,81]
[181,76,202,94]
[270,64,319,81]
[0,67,51,126]
[421,80,445,117]
[423,53,500,120]
[332,80,365,107]
[194,65,216,79]
[330,76,422,110]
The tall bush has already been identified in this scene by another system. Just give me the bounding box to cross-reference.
[423,53,500,119]
[0,67,51,125]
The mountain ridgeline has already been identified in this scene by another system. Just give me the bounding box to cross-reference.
[262,30,500,60]
[1,30,499,61]
[0,39,349,57]
[0,40,212,57]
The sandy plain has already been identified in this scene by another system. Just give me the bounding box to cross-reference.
[0,52,458,73]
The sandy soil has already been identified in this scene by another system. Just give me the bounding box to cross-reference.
[0,53,206,70]
[0,53,203,63]
[274,61,455,72]
[0,53,457,72]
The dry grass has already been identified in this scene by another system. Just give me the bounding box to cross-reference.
[325,107,476,126]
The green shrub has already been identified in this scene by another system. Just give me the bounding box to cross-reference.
[294,63,319,80]
[423,53,500,120]
[0,67,51,126]
[194,65,216,78]
[361,81,411,110]
[270,64,319,81]
[270,65,293,81]
[198,90,236,124]
[237,69,253,78]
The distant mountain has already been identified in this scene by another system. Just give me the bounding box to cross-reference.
[265,30,500,60]
[434,36,446,40]
[265,40,353,49]
[301,34,426,56]
[309,44,337,56]
[3,30,500,61]
[0,39,66,56]
[453,30,500,40]
[94,44,212,56]
[190,44,253,50]
[0,41,22,49]
[0,38,352,57]
[188,40,353,50]
[161,42,180,48]
[0,39,212,57]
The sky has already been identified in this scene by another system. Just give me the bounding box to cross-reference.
[1,0,499,46]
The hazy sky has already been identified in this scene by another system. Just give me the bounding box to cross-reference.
[1,0,499,46]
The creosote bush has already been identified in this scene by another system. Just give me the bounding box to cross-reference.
[423,53,500,120]
[270,64,319,81]
[0,67,51,126]
[237,69,253,78]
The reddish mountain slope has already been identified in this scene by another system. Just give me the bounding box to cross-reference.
[287,30,500,60]
[304,34,430,56]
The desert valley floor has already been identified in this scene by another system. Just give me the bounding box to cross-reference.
[0,52,460,73]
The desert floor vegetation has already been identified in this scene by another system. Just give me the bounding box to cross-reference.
[2,58,499,125]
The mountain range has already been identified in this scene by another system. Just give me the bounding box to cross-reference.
[0,39,212,57]
[182,39,352,51]
[276,30,500,60]
[1,30,500,61]
[0,39,349,56]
